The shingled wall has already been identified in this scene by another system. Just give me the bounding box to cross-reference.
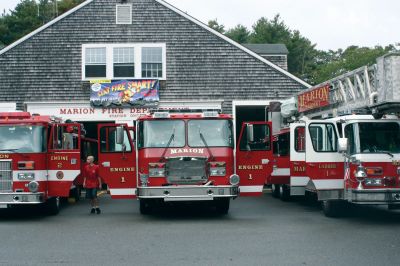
[0,0,308,113]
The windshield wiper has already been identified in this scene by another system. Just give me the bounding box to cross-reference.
[159,130,175,162]
[199,131,215,161]
[378,150,394,158]
[0,149,19,152]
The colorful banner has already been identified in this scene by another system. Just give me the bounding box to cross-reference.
[90,79,159,107]
[298,84,330,112]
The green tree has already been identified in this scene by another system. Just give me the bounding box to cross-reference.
[225,24,250,44]
[208,19,225,34]
[248,14,317,82]
[0,0,84,46]
[312,45,396,84]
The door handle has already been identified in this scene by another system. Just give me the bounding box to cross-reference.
[102,161,110,167]
[309,163,315,167]
[293,162,300,165]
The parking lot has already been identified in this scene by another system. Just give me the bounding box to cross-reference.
[1,192,400,266]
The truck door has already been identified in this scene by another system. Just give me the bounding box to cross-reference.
[236,122,273,196]
[98,124,136,199]
[305,121,344,192]
[289,123,307,196]
[47,124,81,197]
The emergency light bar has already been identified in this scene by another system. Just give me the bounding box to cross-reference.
[153,112,170,119]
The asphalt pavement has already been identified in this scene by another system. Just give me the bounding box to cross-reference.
[1,191,400,266]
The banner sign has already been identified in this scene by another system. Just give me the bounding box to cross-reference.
[90,79,159,107]
[298,84,330,112]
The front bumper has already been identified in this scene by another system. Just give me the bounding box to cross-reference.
[137,185,239,201]
[0,192,45,205]
[350,189,400,204]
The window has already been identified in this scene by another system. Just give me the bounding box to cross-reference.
[85,48,106,78]
[116,4,132,25]
[239,124,271,151]
[138,120,185,148]
[309,123,337,152]
[82,44,166,80]
[142,47,163,78]
[295,127,305,152]
[0,125,47,153]
[113,47,135,78]
[344,124,356,155]
[273,132,290,156]
[188,120,233,148]
[100,127,132,153]
[358,122,400,153]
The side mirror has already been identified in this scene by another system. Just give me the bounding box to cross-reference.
[338,138,348,152]
[246,124,254,143]
[116,126,124,144]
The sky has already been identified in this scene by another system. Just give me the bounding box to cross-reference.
[0,0,399,51]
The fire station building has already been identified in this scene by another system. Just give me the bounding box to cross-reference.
[0,0,309,137]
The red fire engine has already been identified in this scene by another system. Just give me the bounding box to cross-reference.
[0,112,93,214]
[268,53,400,217]
[97,110,273,214]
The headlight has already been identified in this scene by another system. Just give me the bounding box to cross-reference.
[209,162,226,176]
[28,181,39,193]
[229,174,240,185]
[148,163,166,177]
[17,172,35,180]
[364,178,383,186]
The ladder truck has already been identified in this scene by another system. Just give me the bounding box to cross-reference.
[269,52,400,217]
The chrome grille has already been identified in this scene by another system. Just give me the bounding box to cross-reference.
[166,157,207,184]
[0,160,12,192]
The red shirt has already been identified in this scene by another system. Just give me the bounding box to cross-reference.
[83,163,100,188]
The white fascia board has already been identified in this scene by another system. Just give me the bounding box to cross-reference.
[0,0,94,56]
[155,0,311,89]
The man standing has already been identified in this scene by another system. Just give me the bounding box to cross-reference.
[83,156,102,214]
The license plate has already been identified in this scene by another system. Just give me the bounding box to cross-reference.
[0,204,7,209]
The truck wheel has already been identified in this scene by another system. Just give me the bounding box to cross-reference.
[280,185,290,201]
[45,197,60,215]
[139,199,152,215]
[322,200,344,217]
[271,184,280,198]
[215,198,230,215]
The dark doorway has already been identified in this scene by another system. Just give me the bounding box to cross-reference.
[235,106,268,141]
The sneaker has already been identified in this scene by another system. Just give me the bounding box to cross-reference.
[90,208,95,214]
[96,208,101,214]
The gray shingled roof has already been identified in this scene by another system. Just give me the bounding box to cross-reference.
[243,44,289,55]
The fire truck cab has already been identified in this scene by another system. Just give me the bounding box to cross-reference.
[97,110,273,214]
[0,112,91,214]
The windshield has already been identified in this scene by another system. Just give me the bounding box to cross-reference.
[358,122,400,153]
[138,120,185,148]
[188,120,233,147]
[0,125,46,153]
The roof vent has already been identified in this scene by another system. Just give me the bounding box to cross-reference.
[116,4,132,24]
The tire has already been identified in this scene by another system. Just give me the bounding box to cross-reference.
[279,185,290,201]
[322,200,344,217]
[139,199,152,215]
[45,197,60,216]
[215,198,230,215]
[271,184,280,198]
